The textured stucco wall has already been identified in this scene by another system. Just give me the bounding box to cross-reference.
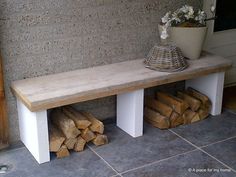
[0,0,201,143]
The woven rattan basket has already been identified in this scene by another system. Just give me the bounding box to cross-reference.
[144,44,188,72]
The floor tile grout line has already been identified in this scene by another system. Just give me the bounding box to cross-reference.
[199,148,236,173]
[169,128,236,149]
[86,145,122,176]
[224,109,236,116]
[120,149,198,175]
[169,129,236,174]
[168,129,197,149]
[199,135,236,149]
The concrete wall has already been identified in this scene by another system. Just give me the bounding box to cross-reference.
[0,0,201,143]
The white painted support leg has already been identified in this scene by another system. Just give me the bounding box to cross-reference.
[185,72,225,116]
[17,99,50,164]
[117,89,144,137]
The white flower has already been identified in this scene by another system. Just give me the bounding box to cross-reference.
[184,14,192,20]
[195,10,206,24]
[159,5,209,40]
[185,6,194,19]
[179,5,188,13]
[161,11,171,24]
[160,25,169,39]
[161,30,169,39]
[210,5,215,13]
[172,12,181,23]
[180,5,193,14]
[188,6,194,15]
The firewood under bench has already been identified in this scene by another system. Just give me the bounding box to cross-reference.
[11,53,232,164]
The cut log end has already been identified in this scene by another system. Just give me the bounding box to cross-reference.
[64,138,77,150]
[50,109,108,158]
[92,134,108,146]
[183,109,200,124]
[81,128,96,142]
[81,112,104,134]
[74,136,86,152]
[56,145,70,158]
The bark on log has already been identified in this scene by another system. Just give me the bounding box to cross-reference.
[156,92,189,114]
[50,109,80,139]
[62,106,91,130]
[144,107,170,129]
[145,96,173,118]
[81,112,104,134]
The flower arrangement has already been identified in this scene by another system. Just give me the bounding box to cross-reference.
[160,5,214,39]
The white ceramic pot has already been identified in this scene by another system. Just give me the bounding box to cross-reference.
[169,27,207,60]
[158,25,207,60]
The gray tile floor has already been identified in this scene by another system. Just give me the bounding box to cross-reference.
[1,110,236,177]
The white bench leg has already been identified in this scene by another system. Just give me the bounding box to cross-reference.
[117,89,144,137]
[17,99,50,164]
[185,72,225,116]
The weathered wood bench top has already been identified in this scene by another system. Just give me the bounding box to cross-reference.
[11,53,232,112]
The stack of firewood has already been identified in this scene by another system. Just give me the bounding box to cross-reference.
[144,87,211,129]
[49,106,108,158]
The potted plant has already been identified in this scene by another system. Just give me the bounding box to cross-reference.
[159,5,215,60]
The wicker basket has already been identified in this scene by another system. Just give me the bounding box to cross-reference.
[144,44,188,72]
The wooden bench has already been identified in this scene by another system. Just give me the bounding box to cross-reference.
[11,53,232,164]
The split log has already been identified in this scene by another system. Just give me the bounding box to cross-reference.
[177,91,201,111]
[198,101,210,120]
[185,88,211,119]
[144,107,170,129]
[49,125,65,152]
[197,108,209,120]
[50,109,80,139]
[182,109,200,124]
[56,145,70,158]
[92,134,108,146]
[156,92,189,114]
[186,87,211,106]
[81,128,96,142]
[169,111,183,128]
[62,106,91,130]
[81,112,104,134]
[144,96,173,117]
[64,138,77,150]
[74,136,86,152]
[200,102,211,111]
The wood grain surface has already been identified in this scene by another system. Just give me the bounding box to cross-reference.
[11,53,232,112]
[0,52,8,148]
